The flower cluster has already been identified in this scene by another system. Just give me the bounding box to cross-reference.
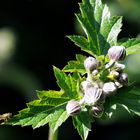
[66,46,128,117]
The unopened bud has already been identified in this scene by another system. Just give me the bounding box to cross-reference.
[84,57,98,72]
[115,81,122,88]
[108,70,119,80]
[118,73,128,86]
[105,59,115,69]
[108,46,126,61]
[103,82,117,96]
[114,62,125,72]
[82,86,102,106]
[92,69,98,76]
[81,81,93,92]
[66,100,81,116]
[91,105,104,118]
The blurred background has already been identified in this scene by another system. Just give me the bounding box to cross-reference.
[0,0,140,140]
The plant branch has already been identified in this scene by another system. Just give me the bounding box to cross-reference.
[48,128,58,140]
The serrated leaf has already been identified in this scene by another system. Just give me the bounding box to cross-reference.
[73,111,93,140]
[101,16,122,54]
[95,0,122,55]
[49,110,69,132]
[37,90,64,99]
[78,1,100,55]
[5,66,81,131]
[69,0,122,56]
[54,67,80,99]
[102,98,117,119]
[63,54,86,75]
[119,38,140,55]
[6,90,70,131]
[67,36,94,56]
[112,86,140,116]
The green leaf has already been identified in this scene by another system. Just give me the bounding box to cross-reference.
[49,110,68,132]
[63,54,86,75]
[6,67,81,131]
[102,98,117,119]
[54,67,80,99]
[112,86,140,116]
[69,0,122,56]
[78,1,100,55]
[73,111,93,140]
[37,90,64,99]
[93,0,122,54]
[67,36,94,56]
[120,38,140,55]
[6,90,70,131]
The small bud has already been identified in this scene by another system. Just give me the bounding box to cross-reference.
[103,82,117,96]
[66,100,81,116]
[110,71,119,78]
[115,81,122,88]
[118,73,128,86]
[82,86,102,106]
[108,70,119,80]
[91,105,104,118]
[84,57,98,72]
[81,81,93,92]
[108,46,126,61]
[114,62,125,72]
[92,69,98,76]
[105,59,115,69]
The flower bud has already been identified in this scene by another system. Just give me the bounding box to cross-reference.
[115,81,122,88]
[108,70,119,80]
[91,105,104,118]
[118,73,128,86]
[81,81,93,92]
[84,57,98,72]
[108,46,126,61]
[105,59,115,69]
[66,100,81,116]
[92,69,98,76]
[114,62,125,72]
[82,86,102,106]
[103,82,117,96]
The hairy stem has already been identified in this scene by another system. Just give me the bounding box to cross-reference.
[48,128,58,140]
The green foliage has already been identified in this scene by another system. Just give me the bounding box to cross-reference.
[6,67,80,132]
[4,0,140,140]
[69,0,122,56]
[102,98,117,119]
[63,54,86,75]
[112,86,140,116]
[54,67,80,99]
[73,111,93,140]
[103,86,140,119]
[7,90,69,132]
[120,38,140,55]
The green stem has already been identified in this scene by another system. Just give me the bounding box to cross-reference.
[48,128,58,140]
